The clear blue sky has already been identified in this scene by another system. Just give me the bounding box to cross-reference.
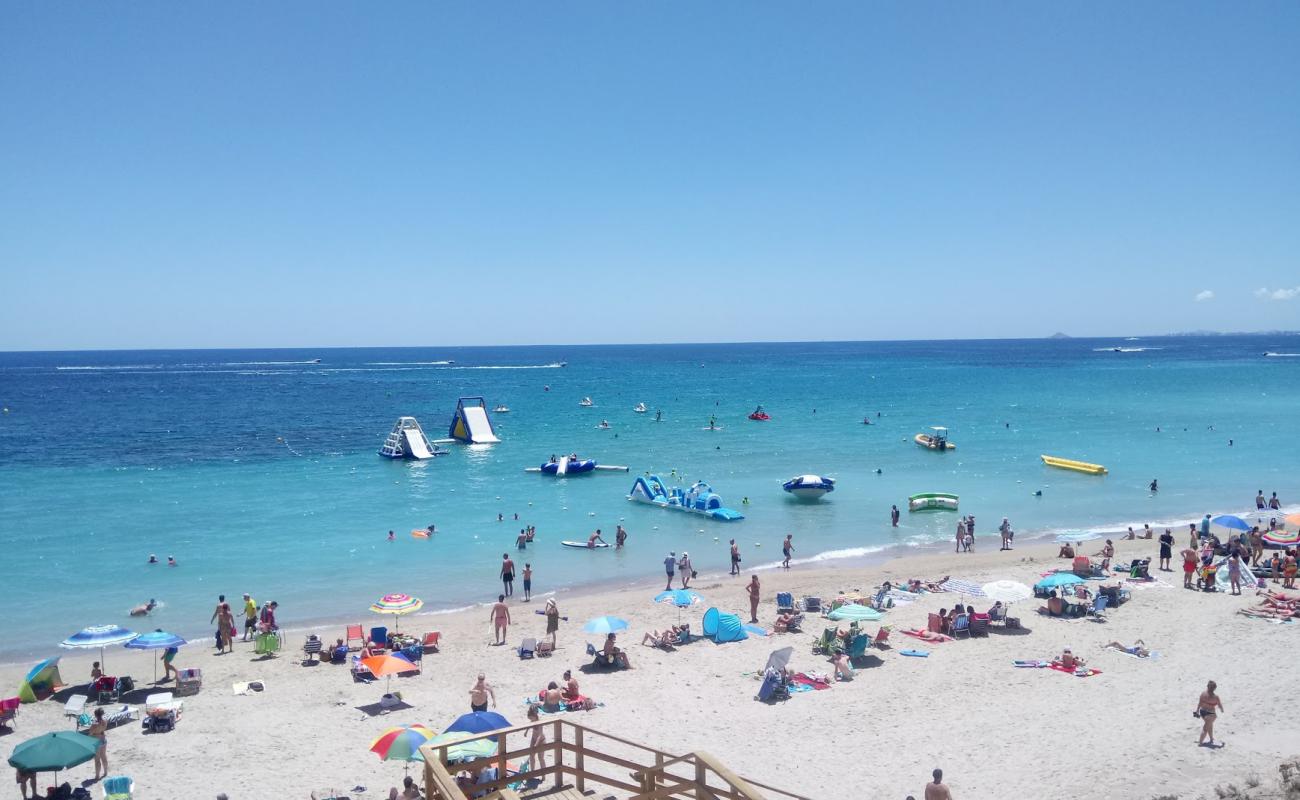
[2,3,1298,350]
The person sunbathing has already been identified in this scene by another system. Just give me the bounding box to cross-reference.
[603,634,631,669]
[1237,606,1298,620]
[904,628,953,642]
[1039,590,1065,616]
[541,681,564,712]
[925,575,951,591]
[640,627,682,649]
[1055,648,1085,670]
[1104,640,1151,658]
[830,652,854,681]
[773,612,797,633]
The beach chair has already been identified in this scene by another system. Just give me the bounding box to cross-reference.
[871,627,891,649]
[1087,595,1109,621]
[421,631,441,653]
[351,656,373,682]
[345,624,365,651]
[801,596,822,613]
[756,668,790,703]
[585,642,621,670]
[103,775,134,800]
[813,627,840,655]
[94,676,118,704]
[845,633,870,662]
[174,668,202,696]
[518,637,537,659]
[951,614,971,639]
[969,617,990,637]
[776,592,794,614]
[988,605,1008,626]
[369,627,389,652]
[0,696,18,729]
[302,635,324,664]
[63,694,87,719]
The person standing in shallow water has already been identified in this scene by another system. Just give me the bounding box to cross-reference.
[782,535,794,568]
[890,505,900,527]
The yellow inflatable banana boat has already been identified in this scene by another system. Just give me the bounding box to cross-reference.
[1040,455,1107,475]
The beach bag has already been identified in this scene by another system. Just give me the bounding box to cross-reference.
[1005,617,1021,629]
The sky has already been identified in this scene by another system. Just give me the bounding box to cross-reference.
[1,3,1298,350]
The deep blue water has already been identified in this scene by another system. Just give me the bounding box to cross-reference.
[1,336,1297,657]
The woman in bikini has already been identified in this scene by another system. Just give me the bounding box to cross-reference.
[88,707,109,780]
[1197,680,1224,746]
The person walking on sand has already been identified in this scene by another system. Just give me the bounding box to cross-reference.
[161,643,179,682]
[1196,680,1224,747]
[242,593,258,641]
[1159,529,1174,571]
[678,552,693,589]
[729,539,741,575]
[88,707,109,780]
[209,594,226,646]
[217,603,235,654]
[490,595,511,645]
[746,575,760,623]
[663,552,676,590]
[1227,554,1242,595]
[500,553,515,597]
[544,598,561,647]
[782,535,794,569]
[469,673,497,711]
[891,505,900,527]
[955,519,965,553]
[924,768,952,800]
[522,563,533,602]
[999,518,1012,551]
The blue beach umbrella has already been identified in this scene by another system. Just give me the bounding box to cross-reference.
[653,590,703,608]
[1211,515,1250,533]
[582,616,629,635]
[1035,573,1085,590]
[444,711,511,740]
[125,629,188,682]
[60,625,138,672]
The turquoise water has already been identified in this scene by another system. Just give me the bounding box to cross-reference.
[1,337,1298,657]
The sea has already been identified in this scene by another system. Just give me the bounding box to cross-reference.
[1,336,1297,659]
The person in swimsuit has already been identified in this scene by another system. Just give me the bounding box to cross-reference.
[1227,554,1242,595]
[729,539,741,575]
[469,673,496,711]
[782,535,794,568]
[527,705,547,769]
[522,563,532,602]
[664,552,676,590]
[678,552,692,589]
[1283,551,1298,590]
[516,530,527,550]
[746,574,761,623]
[500,554,515,597]
[587,530,606,548]
[924,768,953,800]
[1196,680,1224,746]
[615,525,627,549]
[1158,529,1174,571]
[489,595,511,645]
[89,707,108,779]
[161,644,179,682]
[1104,640,1150,658]
[1181,548,1198,589]
[541,681,563,712]
[544,598,560,647]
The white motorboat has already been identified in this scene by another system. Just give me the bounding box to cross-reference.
[579,397,594,407]
[633,402,648,413]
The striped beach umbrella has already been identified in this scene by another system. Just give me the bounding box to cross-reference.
[60,625,138,672]
[1261,528,1300,548]
[370,593,423,634]
[370,724,436,771]
[124,630,188,681]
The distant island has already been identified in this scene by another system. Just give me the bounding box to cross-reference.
[1047,332,1072,339]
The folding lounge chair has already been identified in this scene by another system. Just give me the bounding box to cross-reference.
[951,614,971,639]
[421,631,441,653]
[143,693,182,733]
[518,637,537,659]
[369,627,389,653]
[103,775,134,800]
[1087,595,1109,620]
[969,617,989,637]
[871,627,891,649]
[94,676,119,704]
[802,596,822,613]
[345,624,365,651]
[174,668,202,696]
[776,592,794,614]
[813,627,840,655]
[302,635,324,664]
[0,696,19,729]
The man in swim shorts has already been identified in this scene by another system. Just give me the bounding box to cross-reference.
[242,593,257,641]
[469,673,496,711]
[1181,548,1198,589]
[489,595,511,645]
[500,553,515,597]
[664,552,676,590]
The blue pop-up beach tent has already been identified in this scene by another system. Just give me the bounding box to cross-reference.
[701,608,748,643]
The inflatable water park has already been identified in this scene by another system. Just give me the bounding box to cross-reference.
[378,416,448,460]
[448,397,501,444]
[627,476,744,521]
[908,492,959,512]
[914,426,955,451]
[1040,455,1107,475]
[782,474,835,500]
[524,454,630,477]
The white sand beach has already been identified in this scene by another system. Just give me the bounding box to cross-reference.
[4,535,1296,800]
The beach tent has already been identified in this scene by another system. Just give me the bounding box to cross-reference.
[17,658,63,704]
[701,608,747,643]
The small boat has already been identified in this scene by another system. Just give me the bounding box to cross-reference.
[748,405,770,421]
[493,405,510,413]
[309,358,321,363]
[561,540,610,549]
[909,492,959,512]
[597,420,611,429]
[783,474,836,500]
[579,397,594,407]
[1040,455,1107,475]
[628,476,744,521]
[633,403,648,413]
[915,427,955,451]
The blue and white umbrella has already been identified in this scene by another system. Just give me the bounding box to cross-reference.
[653,590,703,608]
[938,578,987,598]
[60,625,138,672]
[582,616,629,635]
[125,630,187,681]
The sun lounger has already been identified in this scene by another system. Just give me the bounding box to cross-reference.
[0,696,18,729]
[80,705,137,731]
[345,624,365,651]
[174,668,202,696]
[64,694,88,718]
[801,596,822,613]
[1087,595,1109,620]
[103,775,134,800]
[351,655,374,682]
[845,633,870,662]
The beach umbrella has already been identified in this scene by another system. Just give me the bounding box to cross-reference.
[370,724,436,773]
[1211,515,1250,533]
[361,653,420,696]
[370,593,423,635]
[1054,531,1103,543]
[17,658,63,704]
[1261,529,1300,548]
[826,604,882,622]
[582,616,629,635]
[981,580,1033,604]
[124,629,188,682]
[654,589,703,608]
[7,731,100,775]
[938,578,987,597]
[444,710,511,741]
[764,646,794,674]
[1035,572,1085,590]
[426,731,497,763]
[60,625,138,672]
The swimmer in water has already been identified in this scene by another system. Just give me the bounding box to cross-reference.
[166,556,177,567]
[148,554,158,564]
[130,599,157,617]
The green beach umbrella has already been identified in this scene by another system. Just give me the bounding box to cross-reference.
[7,731,101,773]
[425,731,496,762]
[826,604,882,622]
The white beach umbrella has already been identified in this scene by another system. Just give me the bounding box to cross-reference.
[980,580,1033,604]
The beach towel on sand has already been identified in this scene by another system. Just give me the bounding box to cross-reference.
[791,673,831,690]
[1047,664,1101,678]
